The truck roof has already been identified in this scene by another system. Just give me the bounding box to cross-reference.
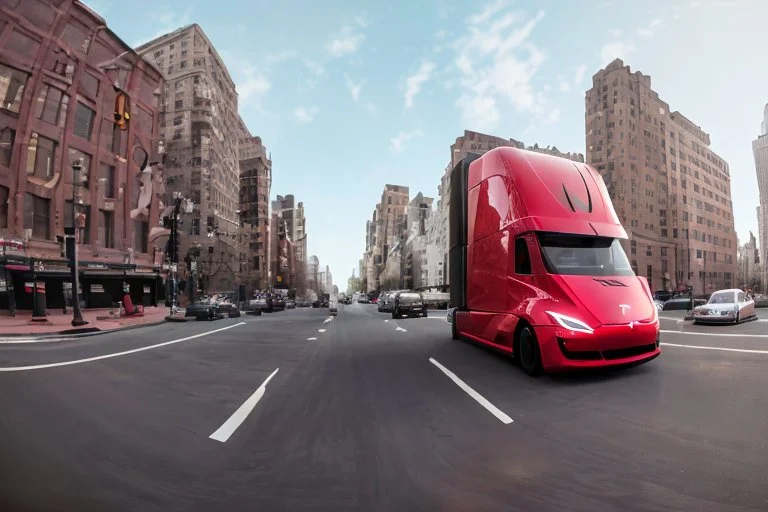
[467,147,626,239]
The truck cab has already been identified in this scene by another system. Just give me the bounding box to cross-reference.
[449,147,660,376]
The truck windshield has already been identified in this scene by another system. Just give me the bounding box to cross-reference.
[537,233,635,277]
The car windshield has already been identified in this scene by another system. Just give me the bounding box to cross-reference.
[537,233,635,277]
[708,291,735,304]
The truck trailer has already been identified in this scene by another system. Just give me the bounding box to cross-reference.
[448,147,660,376]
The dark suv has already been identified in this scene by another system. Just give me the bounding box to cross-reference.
[391,291,427,319]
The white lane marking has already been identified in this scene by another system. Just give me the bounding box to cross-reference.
[0,322,246,372]
[318,329,327,333]
[307,337,317,341]
[209,368,279,443]
[396,326,407,332]
[384,319,389,323]
[661,329,768,338]
[323,317,333,323]
[429,358,513,424]
[661,342,768,354]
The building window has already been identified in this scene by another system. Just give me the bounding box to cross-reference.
[0,63,28,113]
[175,99,183,109]
[26,133,57,180]
[24,193,50,239]
[0,186,8,228]
[99,210,114,248]
[696,249,702,259]
[34,85,69,126]
[646,245,652,257]
[100,164,115,198]
[0,126,15,167]
[79,71,100,99]
[73,102,96,140]
[646,264,652,283]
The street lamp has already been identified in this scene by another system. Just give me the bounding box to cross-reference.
[68,159,88,326]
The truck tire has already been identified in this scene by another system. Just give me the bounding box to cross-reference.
[517,326,543,377]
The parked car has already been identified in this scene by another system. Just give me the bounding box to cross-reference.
[285,299,296,309]
[215,300,241,318]
[692,289,756,324]
[185,299,224,320]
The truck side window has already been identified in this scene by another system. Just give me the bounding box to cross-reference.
[515,237,532,275]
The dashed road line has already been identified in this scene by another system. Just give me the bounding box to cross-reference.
[429,358,513,424]
[307,337,317,341]
[318,329,327,333]
[395,326,407,332]
[0,322,246,372]
[209,368,279,443]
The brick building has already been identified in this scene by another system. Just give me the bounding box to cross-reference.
[586,59,737,294]
[362,184,409,292]
[0,0,164,311]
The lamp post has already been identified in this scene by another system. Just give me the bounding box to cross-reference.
[66,159,88,327]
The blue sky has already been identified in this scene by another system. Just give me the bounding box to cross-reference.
[85,0,765,287]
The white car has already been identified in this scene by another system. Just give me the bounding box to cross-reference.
[691,289,756,324]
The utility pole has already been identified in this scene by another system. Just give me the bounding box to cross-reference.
[67,159,88,327]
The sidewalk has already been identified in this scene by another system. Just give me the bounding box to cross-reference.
[0,307,173,338]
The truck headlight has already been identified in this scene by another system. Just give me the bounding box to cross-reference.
[546,311,594,334]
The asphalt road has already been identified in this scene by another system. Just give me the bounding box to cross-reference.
[1,303,767,511]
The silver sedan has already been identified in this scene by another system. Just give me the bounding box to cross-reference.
[692,289,756,324]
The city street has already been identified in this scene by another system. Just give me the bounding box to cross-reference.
[0,304,767,511]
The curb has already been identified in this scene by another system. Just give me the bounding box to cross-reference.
[0,319,169,344]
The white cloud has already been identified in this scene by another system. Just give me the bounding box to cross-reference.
[452,5,548,132]
[344,73,364,101]
[327,25,365,57]
[365,102,379,115]
[293,106,318,124]
[266,50,297,65]
[599,41,636,66]
[141,5,193,44]
[237,66,271,108]
[559,81,571,92]
[574,64,587,85]
[637,19,663,39]
[404,61,436,108]
[390,130,423,153]
[435,29,448,40]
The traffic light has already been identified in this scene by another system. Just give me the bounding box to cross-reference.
[114,91,130,130]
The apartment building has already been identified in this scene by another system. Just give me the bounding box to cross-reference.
[238,126,271,290]
[363,184,409,291]
[0,0,164,311]
[753,104,768,290]
[137,24,244,295]
[270,194,306,292]
[586,58,737,294]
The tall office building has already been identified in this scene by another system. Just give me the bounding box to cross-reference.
[270,194,306,292]
[753,104,768,290]
[586,59,737,294]
[137,24,243,294]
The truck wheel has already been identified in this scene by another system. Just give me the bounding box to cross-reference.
[517,326,543,377]
[391,309,398,319]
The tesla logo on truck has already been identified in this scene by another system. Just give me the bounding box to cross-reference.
[593,278,628,287]
[619,304,631,315]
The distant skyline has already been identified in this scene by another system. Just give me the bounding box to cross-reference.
[84,0,767,282]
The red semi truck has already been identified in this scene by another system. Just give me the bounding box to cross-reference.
[448,147,660,376]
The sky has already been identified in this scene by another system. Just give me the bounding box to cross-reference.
[84,0,766,287]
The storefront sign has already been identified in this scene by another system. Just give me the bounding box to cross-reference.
[90,284,105,293]
[86,263,108,270]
